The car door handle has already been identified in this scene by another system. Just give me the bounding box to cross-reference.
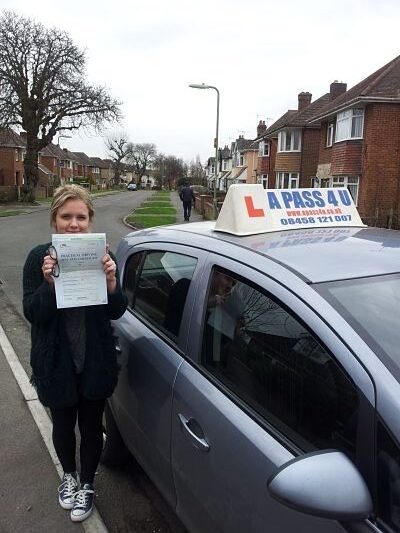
[178,413,210,452]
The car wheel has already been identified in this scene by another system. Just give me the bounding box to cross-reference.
[101,402,130,467]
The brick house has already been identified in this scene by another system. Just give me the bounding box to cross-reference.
[253,120,276,189]
[217,145,232,191]
[0,129,25,186]
[263,85,347,191]
[230,135,257,185]
[39,143,70,185]
[205,156,216,189]
[72,152,93,181]
[59,148,76,183]
[90,157,113,188]
[308,55,400,225]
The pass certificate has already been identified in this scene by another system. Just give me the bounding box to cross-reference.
[52,233,107,309]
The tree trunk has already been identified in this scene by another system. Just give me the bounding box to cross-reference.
[22,140,39,203]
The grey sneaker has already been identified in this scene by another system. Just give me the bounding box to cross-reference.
[70,483,95,522]
[58,472,78,510]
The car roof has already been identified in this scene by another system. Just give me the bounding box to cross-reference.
[123,222,400,283]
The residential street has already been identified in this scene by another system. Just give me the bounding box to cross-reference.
[0,190,186,533]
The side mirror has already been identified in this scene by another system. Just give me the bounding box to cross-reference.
[267,450,373,521]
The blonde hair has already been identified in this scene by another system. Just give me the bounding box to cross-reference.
[50,184,95,227]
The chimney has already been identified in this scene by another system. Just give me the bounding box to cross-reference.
[257,120,267,137]
[298,92,312,111]
[330,81,347,100]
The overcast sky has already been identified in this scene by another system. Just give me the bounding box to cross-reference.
[1,0,399,163]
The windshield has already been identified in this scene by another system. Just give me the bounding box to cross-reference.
[314,274,400,378]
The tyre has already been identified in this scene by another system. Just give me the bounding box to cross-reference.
[101,402,130,467]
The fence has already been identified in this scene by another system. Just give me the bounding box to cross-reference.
[362,208,400,230]
[194,192,226,220]
[0,185,55,202]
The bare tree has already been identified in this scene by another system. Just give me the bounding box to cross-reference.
[163,155,186,189]
[188,155,205,185]
[127,143,157,185]
[152,153,166,189]
[0,11,121,201]
[105,133,131,186]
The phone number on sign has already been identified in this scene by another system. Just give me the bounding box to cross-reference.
[280,215,352,225]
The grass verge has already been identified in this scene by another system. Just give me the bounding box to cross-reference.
[126,214,176,228]
[126,191,176,228]
[140,201,172,208]
[134,206,176,215]
[0,210,22,217]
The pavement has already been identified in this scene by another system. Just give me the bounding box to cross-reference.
[0,202,49,214]
[0,340,84,533]
[169,191,203,223]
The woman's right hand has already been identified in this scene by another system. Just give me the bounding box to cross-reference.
[42,254,57,284]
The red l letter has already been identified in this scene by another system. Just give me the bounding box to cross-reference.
[244,196,265,217]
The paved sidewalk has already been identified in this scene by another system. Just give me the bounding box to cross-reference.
[0,203,49,215]
[170,191,203,224]
[0,343,83,533]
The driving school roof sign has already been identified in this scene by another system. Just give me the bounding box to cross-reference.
[214,184,366,236]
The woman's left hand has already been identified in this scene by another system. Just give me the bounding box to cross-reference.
[102,252,117,294]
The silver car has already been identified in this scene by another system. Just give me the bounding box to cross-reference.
[103,222,400,533]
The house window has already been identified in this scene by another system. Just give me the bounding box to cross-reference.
[239,154,244,166]
[276,172,299,189]
[15,149,19,162]
[59,160,65,167]
[335,109,364,142]
[331,176,359,205]
[258,141,270,156]
[257,174,268,188]
[311,177,330,188]
[278,130,301,152]
[222,160,228,171]
[326,122,334,147]
[261,174,268,189]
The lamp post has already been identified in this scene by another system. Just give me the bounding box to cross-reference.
[189,83,220,219]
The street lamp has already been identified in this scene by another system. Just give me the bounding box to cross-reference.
[189,83,220,219]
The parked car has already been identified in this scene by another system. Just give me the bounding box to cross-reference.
[103,186,400,533]
[127,183,137,191]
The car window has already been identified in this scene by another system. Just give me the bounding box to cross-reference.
[123,251,145,308]
[202,267,359,456]
[314,274,400,383]
[125,250,197,339]
[377,421,400,531]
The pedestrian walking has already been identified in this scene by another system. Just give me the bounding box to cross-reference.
[22,184,127,523]
[179,182,195,221]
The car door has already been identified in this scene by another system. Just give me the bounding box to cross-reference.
[110,242,207,508]
[171,255,377,533]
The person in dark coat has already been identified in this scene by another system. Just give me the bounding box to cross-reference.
[179,182,195,221]
[22,184,127,523]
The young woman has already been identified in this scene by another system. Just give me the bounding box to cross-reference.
[22,184,127,522]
